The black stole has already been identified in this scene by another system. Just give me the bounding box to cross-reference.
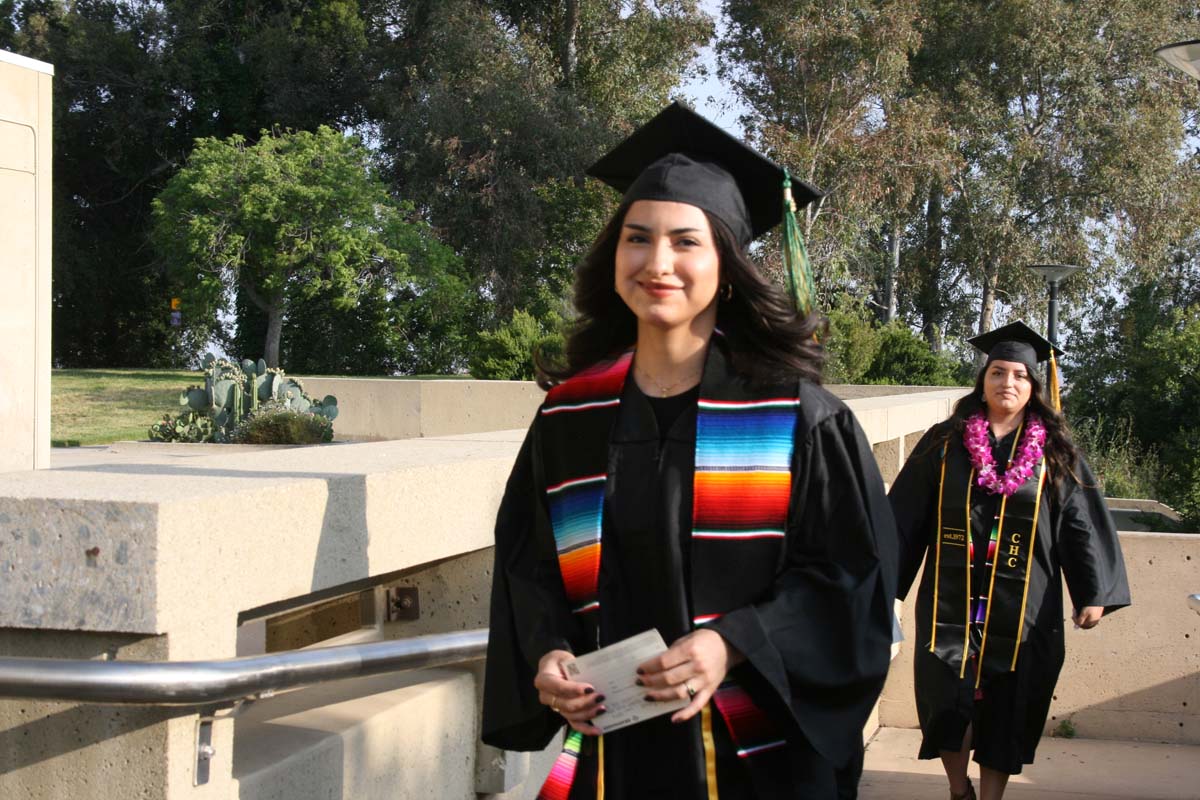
[931,437,1048,684]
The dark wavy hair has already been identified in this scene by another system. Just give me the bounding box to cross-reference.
[933,363,1081,486]
[535,202,826,389]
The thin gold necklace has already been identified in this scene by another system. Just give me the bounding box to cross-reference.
[635,364,701,397]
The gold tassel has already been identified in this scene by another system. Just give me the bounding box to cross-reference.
[1049,349,1062,413]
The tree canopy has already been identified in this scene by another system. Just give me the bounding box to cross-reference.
[152,126,461,367]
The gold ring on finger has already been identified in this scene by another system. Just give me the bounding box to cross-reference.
[551,697,559,713]
[685,681,696,699]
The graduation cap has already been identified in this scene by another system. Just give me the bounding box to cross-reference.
[968,320,1065,411]
[587,101,823,313]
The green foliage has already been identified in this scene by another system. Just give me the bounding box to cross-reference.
[148,410,216,444]
[2,0,376,368]
[1066,280,1200,526]
[862,324,964,386]
[1067,416,1164,502]
[721,0,1200,349]
[229,400,334,445]
[153,126,446,367]
[1052,718,1076,739]
[375,0,712,322]
[469,310,565,381]
[824,299,883,384]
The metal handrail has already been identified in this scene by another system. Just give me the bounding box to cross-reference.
[0,628,488,706]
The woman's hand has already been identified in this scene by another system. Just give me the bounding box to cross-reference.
[636,628,744,724]
[1073,606,1104,629]
[534,649,606,735]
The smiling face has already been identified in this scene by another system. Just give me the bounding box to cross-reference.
[983,359,1034,416]
[614,200,721,334]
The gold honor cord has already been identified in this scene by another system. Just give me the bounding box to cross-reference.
[974,427,1024,688]
[1011,463,1048,671]
[597,734,605,800]
[930,444,950,654]
[701,705,720,800]
[961,474,973,679]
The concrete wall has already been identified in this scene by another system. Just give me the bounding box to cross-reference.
[297,377,545,441]
[0,50,52,473]
[0,387,961,799]
[879,532,1200,744]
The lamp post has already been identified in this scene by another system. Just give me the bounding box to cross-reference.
[1026,264,1083,350]
[1155,39,1200,82]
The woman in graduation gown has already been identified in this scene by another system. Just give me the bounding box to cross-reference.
[889,322,1130,800]
[481,102,899,799]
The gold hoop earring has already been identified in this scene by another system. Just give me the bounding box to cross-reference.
[720,283,734,302]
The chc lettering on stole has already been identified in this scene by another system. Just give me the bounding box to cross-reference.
[1005,530,1024,568]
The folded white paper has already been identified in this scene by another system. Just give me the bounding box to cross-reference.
[564,629,689,734]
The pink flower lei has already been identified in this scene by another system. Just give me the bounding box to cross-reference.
[963,411,1046,497]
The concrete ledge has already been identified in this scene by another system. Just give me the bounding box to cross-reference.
[297,377,544,441]
[0,433,524,654]
[234,669,478,800]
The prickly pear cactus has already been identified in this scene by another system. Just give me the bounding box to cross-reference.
[153,357,337,444]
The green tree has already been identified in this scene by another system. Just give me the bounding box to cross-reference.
[719,0,1200,354]
[372,0,712,324]
[153,126,460,368]
[1065,276,1200,525]
[1,0,379,367]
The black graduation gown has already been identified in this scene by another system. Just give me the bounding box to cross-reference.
[890,423,1131,774]
[482,372,899,799]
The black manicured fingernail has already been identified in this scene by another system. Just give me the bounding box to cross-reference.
[636,668,644,675]
[583,687,595,695]
[644,694,655,703]
[594,695,606,703]
[635,678,644,686]
[595,707,607,716]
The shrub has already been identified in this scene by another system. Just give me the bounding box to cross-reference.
[469,310,565,380]
[229,401,334,445]
[824,301,882,384]
[862,323,963,386]
[1069,415,1164,501]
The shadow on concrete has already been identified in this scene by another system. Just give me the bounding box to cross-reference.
[311,474,370,593]
[0,701,190,773]
[50,462,364,480]
[1043,671,1200,743]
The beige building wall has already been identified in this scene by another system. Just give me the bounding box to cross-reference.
[0,50,53,472]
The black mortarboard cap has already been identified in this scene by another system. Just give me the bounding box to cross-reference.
[586,102,822,246]
[968,321,1063,375]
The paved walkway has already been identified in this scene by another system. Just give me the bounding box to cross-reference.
[860,728,1200,800]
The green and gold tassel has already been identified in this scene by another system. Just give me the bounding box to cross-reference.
[782,168,816,316]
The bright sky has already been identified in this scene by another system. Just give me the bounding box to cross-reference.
[678,0,747,136]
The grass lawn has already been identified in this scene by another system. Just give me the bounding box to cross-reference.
[52,369,201,446]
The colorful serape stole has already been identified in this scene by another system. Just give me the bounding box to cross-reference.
[540,351,633,619]
[538,730,584,800]
[691,392,797,763]
[536,339,800,798]
[970,514,1001,627]
[711,681,789,758]
[692,397,797,542]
